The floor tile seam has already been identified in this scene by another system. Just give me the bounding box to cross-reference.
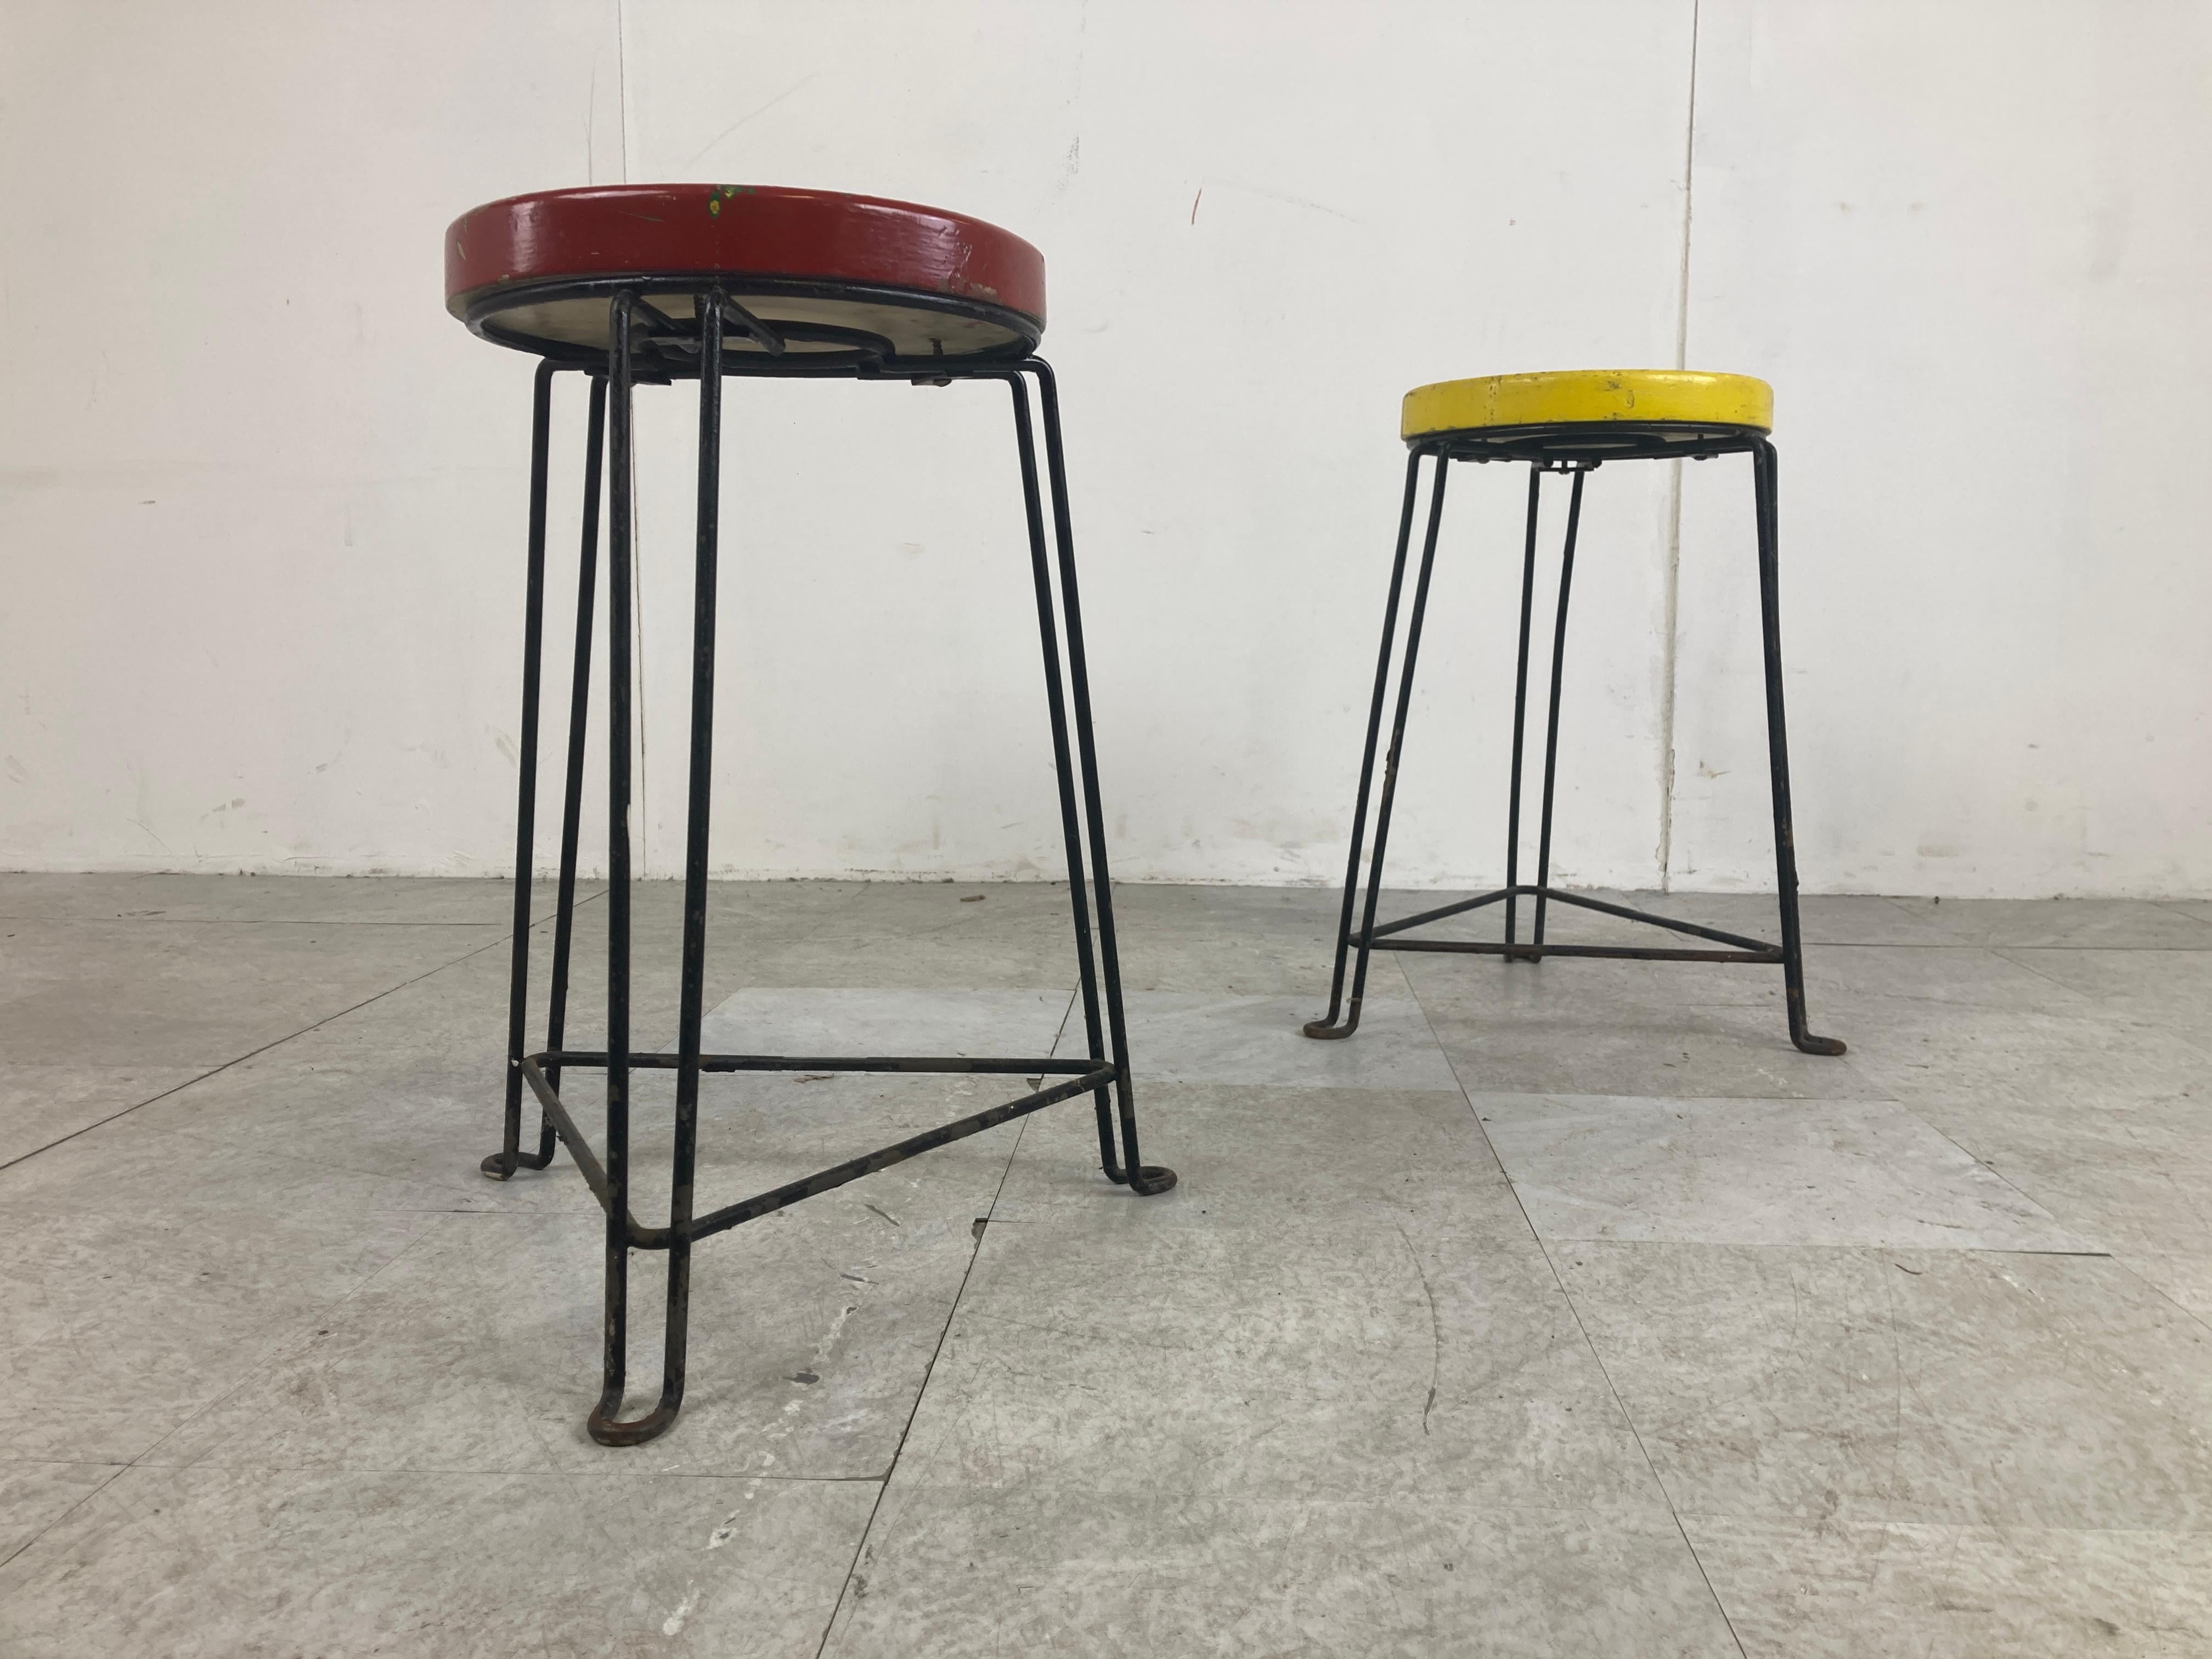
[323,1207,469,1305]
[1668,1504,1753,1659]
[1893,1066,2203,1186]
[0,1463,132,1576]
[0,900,605,1177]
[1403,980,1521,1195]
[1202,989,1424,1006]
[1531,1238,2114,1265]
[1378,921,2087,952]
[1510,1247,1754,1659]
[1494,1195,1750,1656]
[1517,1226,1677,1499]
[1534,1234,2116,1258]
[0,1458,130,1470]
[1668,1502,2212,1536]
[1455,1085,1914,1107]
[82,1108,651,1210]
[1850,894,2212,940]
[1413,938,1911,1625]
[1396,958,1750,1648]
[2101,1255,2212,1341]
[1141,1078,1468,1096]
[1838,939,2212,951]
[1944,943,2212,954]
[0,1198,605,1227]
[954,1307,1217,1360]
[1990,947,2168,1008]
[106,1459,892,1485]
[142,1118,528,1197]
[1639,938,2212,953]
[611,1470,887,1486]
[1463,1086,1910,1105]
[1866,1097,2115,1251]
[118,1103,571,1193]
[122,1214,471,1471]
[1866,894,1937,933]
[0,916,516,928]
[766,1480,1708,1521]
[1039,984,1083,1065]
[809,1065,1039,1659]
[1670,1507,2212,1539]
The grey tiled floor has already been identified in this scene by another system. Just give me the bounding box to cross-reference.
[1,876,2209,1655]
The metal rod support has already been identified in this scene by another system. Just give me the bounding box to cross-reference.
[478,322,1175,1449]
[593,292,639,1444]
[1372,940,1781,962]
[1754,439,1847,1057]
[519,1057,1117,1249]
[1305,431,1845,1061]
[1364,887,1514,941]
[1001,371,1123,1183]
[1504,466,1542,953]
[538,1051,1093,1076]
[1531,468,1585,946]
[544,374,608,1114]
[1306,450,1426,1039]
[1030,359,1173,1195]
[490,362,557,1182]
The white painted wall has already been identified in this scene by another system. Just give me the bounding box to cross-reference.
[2,1,2207,896]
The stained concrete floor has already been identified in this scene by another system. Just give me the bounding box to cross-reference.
[2,874,2210,1656]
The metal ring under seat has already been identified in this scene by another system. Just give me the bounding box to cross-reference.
[445,185,1046,374]
[1402,370,1773,464]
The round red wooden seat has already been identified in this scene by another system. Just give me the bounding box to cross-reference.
[445,185,1046,366]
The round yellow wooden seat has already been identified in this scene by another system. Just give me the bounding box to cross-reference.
[1402,370,1771,460]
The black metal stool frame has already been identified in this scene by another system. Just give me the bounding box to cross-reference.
[1304,421,1846,1058]
[478,287,1172,1448]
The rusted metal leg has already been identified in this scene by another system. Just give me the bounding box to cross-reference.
[1752,439,1846,1057]
[485,370,607,1181]
[1502,466,1542,961]
[1529,467,1586,949]
[585,293,651,1444]
[486,361,557,1181]
[589,292,727,1446]
[538,375,608,1129]
[1003,373,1124,1183]
[1306,450,1424,1039]
[1029,359,1172,1195]
[1307,449,1451,1040]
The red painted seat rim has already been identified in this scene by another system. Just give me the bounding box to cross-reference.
[444,185,1046,326]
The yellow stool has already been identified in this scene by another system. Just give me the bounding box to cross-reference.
[1304,370,1846,1057]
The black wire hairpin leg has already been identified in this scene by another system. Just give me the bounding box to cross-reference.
[1304,437,1845,1058]
[481,296,1172,1449]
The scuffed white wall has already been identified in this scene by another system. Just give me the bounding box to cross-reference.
[1672,1,2212,896]
[1,1,2207,896]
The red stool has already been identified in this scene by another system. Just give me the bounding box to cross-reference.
[449,185,1173,1447]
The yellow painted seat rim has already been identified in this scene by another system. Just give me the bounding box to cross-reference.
[1401,370,1773,441]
